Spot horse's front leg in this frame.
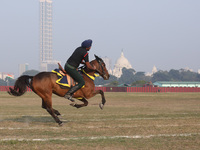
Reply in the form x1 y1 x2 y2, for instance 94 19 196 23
93 90 106 110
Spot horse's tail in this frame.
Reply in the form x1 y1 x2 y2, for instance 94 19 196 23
8 75 33 96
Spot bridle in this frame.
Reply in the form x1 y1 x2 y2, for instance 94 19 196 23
95 59 106 78
81 55 108 80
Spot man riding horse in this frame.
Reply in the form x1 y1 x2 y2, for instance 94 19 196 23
8 39 110 125
64 39 96 101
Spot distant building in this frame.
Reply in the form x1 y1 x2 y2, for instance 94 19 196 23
46 60 61 71
146 65 158 76
19 63 29 76
152 65 157 74
112 51 133 78
39 0 60 71
153 81 200 87
0 72 14 80
184 67 193 72
102 56 112 75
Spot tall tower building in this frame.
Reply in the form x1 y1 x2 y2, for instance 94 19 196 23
39 0 59 71
19 63 29 76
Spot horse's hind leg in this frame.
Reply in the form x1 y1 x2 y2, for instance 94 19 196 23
42 99 61 116
46 107 62 126
42 98 63 126
71 98 88 109
53 109 61 116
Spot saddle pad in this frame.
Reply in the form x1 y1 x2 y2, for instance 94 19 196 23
52 69 75 87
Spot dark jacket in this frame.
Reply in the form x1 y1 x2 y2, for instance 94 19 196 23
67 47 89 68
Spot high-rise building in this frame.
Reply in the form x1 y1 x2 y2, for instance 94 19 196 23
39 0 60 71
19 63 29 76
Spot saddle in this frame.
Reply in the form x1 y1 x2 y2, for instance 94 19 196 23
51 63 75 89
52 63 98 89
58 63 67 75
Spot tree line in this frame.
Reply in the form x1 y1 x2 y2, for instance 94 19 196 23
94 68 200 87
1 68 200 87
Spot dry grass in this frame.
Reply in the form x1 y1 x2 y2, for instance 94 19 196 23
0 92 200 150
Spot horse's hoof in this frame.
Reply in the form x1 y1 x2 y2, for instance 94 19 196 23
58 122 63 126
99 103 104 110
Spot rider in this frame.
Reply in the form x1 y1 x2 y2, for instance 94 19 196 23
64 39 96 101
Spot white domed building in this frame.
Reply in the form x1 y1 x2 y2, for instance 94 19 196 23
112 51 133 78
146 65 158 76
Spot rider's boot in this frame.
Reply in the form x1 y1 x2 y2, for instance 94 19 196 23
64 85 80 102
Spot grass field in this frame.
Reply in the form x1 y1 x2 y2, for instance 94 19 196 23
0 91 200 150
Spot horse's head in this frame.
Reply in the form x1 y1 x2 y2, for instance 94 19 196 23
91 55 110 80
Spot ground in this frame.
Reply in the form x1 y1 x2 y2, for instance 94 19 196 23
0 92 200 150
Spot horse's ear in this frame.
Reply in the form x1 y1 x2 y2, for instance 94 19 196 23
94 54 98 59
94 54 104 64
94 54 101 61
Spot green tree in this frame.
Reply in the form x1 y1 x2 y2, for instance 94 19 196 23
168 69 181 81
0 79 7 86
180 70 198 81
118 68 136 84
107 81 119 86
131 80 146 87
22 70 39 76
134 72 148 81
4 77 16 86
152 70 170 82
94 74 117 86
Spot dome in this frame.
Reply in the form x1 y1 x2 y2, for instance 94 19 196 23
112 51 133 78
114 51 132 69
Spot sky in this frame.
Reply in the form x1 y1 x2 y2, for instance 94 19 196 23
0 0 200 77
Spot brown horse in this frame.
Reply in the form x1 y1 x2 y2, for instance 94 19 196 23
8 55 109 126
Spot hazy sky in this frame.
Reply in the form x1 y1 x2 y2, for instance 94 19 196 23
0 0 200 77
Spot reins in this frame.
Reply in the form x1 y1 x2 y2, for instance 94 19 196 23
95 60 105 77
80 59 105 79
